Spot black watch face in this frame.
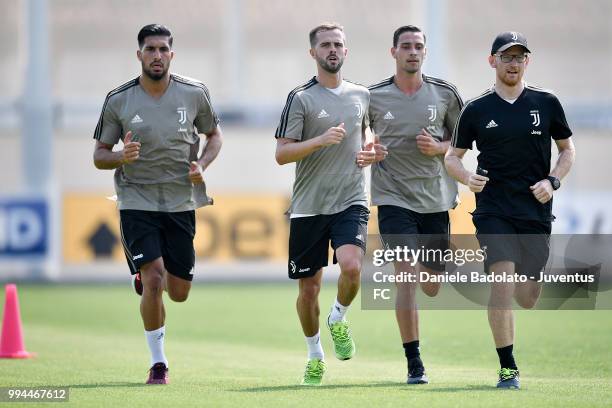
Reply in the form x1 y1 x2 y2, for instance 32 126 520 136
549 177 560 190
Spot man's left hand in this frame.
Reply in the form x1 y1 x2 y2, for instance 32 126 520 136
356 143 377 168
416 128 443 157
530 179 554 203
372 134 388 162
189 161 204 184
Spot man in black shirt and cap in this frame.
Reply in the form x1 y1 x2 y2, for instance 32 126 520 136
445 31 575 389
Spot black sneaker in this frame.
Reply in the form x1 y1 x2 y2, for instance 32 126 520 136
407 357 429 384
496 368 520 389
146 362 169 384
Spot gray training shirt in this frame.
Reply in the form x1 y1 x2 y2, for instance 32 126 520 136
369 75 463 213
94 74 219 212
275 77 370 215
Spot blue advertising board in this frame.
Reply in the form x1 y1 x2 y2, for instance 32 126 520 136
0 198 48 257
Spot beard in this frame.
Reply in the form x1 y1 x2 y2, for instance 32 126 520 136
403 65 420 74
499 72 522 87
142 62 168 81
317 56 343 74
396 56 422 74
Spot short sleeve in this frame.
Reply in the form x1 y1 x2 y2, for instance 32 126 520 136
275 93 304 140
367 103 376 132
444 90 464 141
362 93 370 130
451 103 476 150
549 95 573 140
93 95 122 145
194 87 220 134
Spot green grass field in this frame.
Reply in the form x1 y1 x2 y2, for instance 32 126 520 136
1 284 610 407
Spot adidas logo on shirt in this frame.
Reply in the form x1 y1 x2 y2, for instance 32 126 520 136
485 120 498 128
131 114 143 124
317 109 330 119
383 111 395 120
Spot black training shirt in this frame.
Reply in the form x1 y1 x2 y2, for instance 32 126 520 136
452 85 572 222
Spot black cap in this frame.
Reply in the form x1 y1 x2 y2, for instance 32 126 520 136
491 31 530 55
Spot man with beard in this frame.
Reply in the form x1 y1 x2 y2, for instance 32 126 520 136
368 25 463 385
93 24 222 384
275 22 385 386
445 32 575 389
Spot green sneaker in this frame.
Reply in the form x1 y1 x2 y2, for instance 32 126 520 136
301 359 326 386
496 368 520 389
327 315 356 360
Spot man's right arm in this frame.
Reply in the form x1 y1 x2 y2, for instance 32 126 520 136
275 90 349 165
445 147 488 193
275 124 346 165
93 131 140 169
444 101 488 192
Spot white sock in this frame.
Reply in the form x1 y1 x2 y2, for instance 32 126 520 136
145 326 168 367
306 331 324 360
329 298 349 324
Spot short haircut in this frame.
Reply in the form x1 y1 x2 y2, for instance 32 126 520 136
138 24 173 49
393 25 426 47
309 22 345 47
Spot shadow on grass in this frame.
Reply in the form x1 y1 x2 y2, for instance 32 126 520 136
235 383 501 393
65 382 146 389
234 381 407 392
427 385 499 393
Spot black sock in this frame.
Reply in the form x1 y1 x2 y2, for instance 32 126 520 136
403 341 420 361
496 344 518 370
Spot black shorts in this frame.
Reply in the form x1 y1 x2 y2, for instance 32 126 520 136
473 214 551 279
378 205 450 271
120 210 196 281
288 205 369 279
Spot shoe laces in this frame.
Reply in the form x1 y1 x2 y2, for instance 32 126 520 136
305 360 325 376
330 321 350 342
498 368 519 381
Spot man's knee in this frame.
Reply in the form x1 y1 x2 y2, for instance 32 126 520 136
339 258 361 280
516 296 537 309
421 282 440 297
140 261 165 294
515 285 541 309
165 274 191 302
419 267 441 297
167 290 189 303
167 281 190 302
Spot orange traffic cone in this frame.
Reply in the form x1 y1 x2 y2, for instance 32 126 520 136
0 284 35 358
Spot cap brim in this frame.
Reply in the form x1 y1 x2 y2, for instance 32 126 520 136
496 42 531 54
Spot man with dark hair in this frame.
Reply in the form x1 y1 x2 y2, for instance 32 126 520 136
308 22 345 47
445 31 575 389
392 25 426 48
369 25 463 385
138 24 173 49
93 23 223 384
275 22 385 386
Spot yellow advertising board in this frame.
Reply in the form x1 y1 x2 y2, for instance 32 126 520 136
450 192 476 234
63 193 290 263
63 192 476 263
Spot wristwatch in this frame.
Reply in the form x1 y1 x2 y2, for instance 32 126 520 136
546 176 561 190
